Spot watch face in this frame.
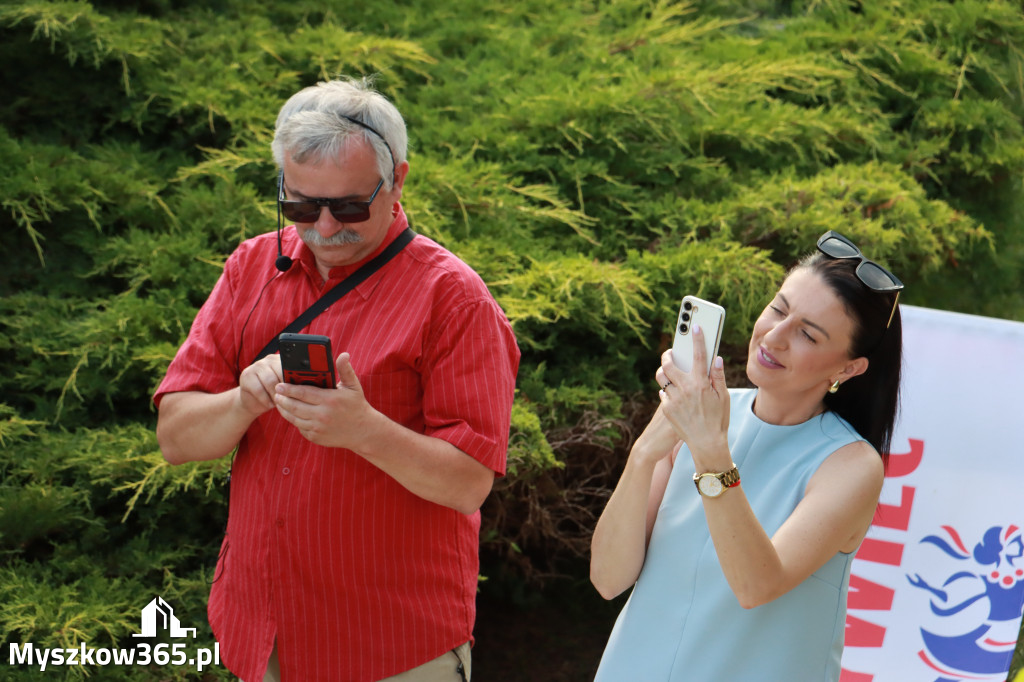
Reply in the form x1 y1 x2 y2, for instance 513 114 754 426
698 474 724 497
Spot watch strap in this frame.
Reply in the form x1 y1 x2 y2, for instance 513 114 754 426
693 465 741 496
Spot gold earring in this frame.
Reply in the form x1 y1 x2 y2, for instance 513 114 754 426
829 380 840 394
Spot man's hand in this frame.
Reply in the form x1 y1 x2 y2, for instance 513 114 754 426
158 352 284 465
272 351 494 513
238 353 285 417
273 352 381 450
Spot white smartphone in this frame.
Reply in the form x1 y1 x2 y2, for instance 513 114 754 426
671 295 726 375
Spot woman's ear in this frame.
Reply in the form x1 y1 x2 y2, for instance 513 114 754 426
835 356 869 384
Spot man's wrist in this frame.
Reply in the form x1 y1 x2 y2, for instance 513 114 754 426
345 405 392 458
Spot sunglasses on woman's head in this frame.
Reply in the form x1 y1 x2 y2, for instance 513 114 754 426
278 173 384 224
816 230 904 328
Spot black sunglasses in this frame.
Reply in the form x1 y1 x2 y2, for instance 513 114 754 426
277 114 397 225
278 172 384 224
816 230 904 328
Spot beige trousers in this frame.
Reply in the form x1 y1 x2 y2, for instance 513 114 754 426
258 641 471 682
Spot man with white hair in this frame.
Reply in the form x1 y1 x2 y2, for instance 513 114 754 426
155 76 519 682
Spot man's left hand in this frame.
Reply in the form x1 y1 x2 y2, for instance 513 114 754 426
274 352 381 450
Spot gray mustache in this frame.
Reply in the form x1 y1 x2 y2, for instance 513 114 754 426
299 228 363 247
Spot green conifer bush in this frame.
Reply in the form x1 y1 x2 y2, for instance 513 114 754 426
2 0 1022 678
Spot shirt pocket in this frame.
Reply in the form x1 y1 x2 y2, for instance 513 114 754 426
360 367 423 427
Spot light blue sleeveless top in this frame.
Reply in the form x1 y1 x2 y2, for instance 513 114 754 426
595 389 865 682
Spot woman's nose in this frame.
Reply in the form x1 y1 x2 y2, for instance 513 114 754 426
762 319 788 348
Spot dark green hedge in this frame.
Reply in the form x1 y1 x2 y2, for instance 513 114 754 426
2 0 1022 679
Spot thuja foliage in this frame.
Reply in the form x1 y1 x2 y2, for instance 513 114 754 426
1 0 1022 678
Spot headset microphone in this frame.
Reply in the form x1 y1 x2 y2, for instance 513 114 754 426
275 172 293 272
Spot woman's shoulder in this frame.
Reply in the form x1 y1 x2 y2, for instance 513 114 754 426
814 438 885 504
828 437 881 464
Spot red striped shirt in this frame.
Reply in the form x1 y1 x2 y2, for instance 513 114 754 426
154 207 519 681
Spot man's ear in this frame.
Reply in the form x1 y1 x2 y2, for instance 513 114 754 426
391 160 410 198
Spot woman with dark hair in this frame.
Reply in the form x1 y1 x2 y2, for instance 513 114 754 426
590 231 903 681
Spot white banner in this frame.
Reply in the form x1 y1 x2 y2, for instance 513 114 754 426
841 305 1024 682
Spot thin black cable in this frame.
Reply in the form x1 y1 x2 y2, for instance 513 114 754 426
211 262 288 586
235 268 288 376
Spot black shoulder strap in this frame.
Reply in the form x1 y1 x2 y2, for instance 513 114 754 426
253 228 415 362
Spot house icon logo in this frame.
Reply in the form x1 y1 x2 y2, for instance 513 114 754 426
132 597 197 639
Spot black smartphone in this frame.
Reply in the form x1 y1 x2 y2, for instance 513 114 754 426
279 333 337 388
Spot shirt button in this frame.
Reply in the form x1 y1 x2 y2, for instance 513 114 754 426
282 467 290 475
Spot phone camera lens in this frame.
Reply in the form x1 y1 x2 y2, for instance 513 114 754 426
683 301 693 311
681 312 691 322
679 323 689 335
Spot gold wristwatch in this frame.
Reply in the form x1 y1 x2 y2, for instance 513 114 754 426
693 466 740 498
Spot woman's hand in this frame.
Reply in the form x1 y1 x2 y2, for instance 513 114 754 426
630 403 683 468
656 324 731 469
